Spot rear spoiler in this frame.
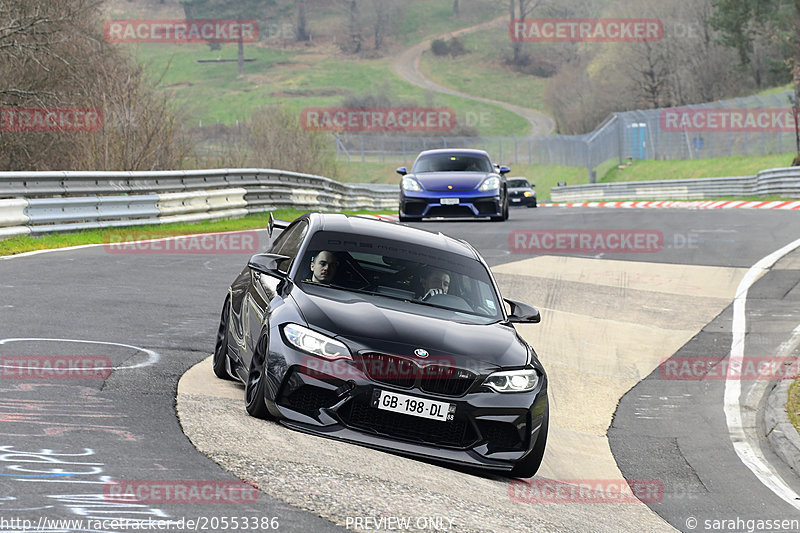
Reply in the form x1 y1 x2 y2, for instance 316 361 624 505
268 213 290 238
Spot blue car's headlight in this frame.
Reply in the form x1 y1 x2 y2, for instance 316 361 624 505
402 177 422 192
478 177 500 191
483 369 539 393
283 323 350 360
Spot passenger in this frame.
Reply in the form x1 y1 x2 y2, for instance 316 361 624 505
310 251 339 284
420 269 450 300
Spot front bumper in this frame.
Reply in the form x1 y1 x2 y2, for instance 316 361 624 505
266 342 548 472
509 193 536 207
400 190 503 219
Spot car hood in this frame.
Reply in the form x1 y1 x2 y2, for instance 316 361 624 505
411 172 492 192
291 288 529 371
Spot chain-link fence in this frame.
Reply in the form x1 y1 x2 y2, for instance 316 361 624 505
334 90 797 182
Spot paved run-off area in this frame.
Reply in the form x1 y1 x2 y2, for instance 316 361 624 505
177 255 748 532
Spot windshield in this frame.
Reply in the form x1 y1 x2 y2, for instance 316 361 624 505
507 178 531 188
298 230 503 323
412 154 493 173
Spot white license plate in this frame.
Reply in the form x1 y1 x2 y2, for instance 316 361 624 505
372 389 455 422
440 198 460 205
511 198 521 203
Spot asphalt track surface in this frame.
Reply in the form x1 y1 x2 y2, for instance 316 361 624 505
2 207 800 532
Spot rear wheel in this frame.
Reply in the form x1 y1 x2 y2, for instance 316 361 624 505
509 406 548 478
245 334 271 419
212 299 234 380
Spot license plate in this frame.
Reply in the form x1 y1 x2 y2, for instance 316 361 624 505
440 198 460 205
511 198 521 203
372 389 455 422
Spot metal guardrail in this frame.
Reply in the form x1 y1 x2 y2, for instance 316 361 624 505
0 169 400 239
550 167 800 203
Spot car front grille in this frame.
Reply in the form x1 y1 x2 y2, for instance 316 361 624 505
357 353 476 397
477 419 525 451
474 200 498 214
402 201 426 216
359 353 416 389
419 364 476 396
340 397 476 448
426 205 474 217
281 385 339 415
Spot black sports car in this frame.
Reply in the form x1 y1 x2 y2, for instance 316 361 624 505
397 148 510 222
507 177 537 208
213 212 548 477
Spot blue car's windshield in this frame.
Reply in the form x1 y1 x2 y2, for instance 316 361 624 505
412 154 493 173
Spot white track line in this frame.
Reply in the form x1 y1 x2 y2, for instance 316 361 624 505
0 338 160 370
725 237 800 510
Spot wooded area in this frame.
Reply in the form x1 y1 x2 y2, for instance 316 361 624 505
1 0 798 170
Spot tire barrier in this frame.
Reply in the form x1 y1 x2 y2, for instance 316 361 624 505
0 169 400 239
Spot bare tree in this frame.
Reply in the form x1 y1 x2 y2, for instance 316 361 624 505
209 105 337 178
296 0 309 41
0 0 190 170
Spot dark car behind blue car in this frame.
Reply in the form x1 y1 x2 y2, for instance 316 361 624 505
398 149 510 222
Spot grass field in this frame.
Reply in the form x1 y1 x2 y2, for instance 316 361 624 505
601 153 797 182
0 209 392 257
418 25 548 113
128 42 529 136
108 0 526 135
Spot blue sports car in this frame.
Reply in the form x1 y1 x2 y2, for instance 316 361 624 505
397 149 510 222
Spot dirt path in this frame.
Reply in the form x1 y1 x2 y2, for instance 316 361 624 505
392 16 555 137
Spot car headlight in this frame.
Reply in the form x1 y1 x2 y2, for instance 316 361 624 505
524 191 533 197
483 369 539 393
478 177 500 191
283 323 350 360
402 177 422 192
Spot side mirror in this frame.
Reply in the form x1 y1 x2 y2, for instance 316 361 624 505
498 165 511 175
396 167 408 176
267 213 290 238
505 298 540 323
248 253 291 278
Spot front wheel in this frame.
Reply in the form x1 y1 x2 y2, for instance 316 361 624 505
212 299 234 380
491 197 509 222
245 334 271 419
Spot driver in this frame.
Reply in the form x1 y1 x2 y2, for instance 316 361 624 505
420 269 450 300
310 251 339 284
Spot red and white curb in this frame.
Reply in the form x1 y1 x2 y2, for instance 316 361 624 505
361 214 400 221
541 200 800 210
